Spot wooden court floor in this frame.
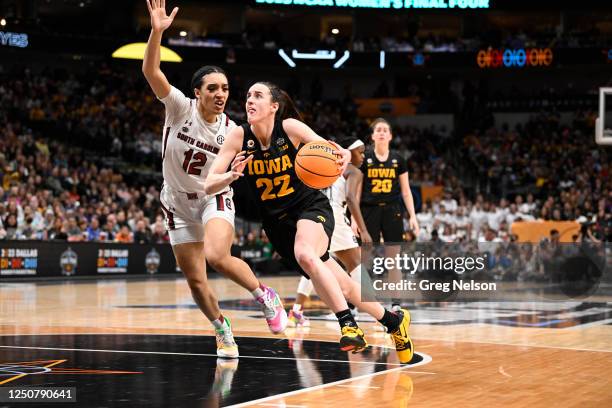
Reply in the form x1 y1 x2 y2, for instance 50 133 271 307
1 276 611 407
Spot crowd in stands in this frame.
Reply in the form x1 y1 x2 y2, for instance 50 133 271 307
0 66 609 247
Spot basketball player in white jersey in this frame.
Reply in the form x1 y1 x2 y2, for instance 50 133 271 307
143 0 287 358
288 137 371 327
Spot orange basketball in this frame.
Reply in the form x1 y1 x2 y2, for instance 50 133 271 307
295 141 341 189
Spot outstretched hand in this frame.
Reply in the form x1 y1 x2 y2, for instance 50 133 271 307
146 0 178 33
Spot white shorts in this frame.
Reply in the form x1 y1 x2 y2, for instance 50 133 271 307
159 184 235 246
330 206 359 253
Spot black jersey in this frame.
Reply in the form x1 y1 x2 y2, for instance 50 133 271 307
241 122 318 217
360 148 407 206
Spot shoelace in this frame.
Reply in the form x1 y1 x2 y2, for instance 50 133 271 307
342 326 363 337
391 330 408 347
258 290 277 319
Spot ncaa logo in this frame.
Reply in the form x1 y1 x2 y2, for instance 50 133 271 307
182 126 189 133
217 135 225 145
367 158 373 164
247 139 255 148
225 198 232 210
276 137 285 146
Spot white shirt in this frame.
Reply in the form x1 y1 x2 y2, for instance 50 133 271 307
159 86 236 193
441 198 458 212
323 176 347 212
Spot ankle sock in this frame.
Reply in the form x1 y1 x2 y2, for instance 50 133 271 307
336 309 358 329
378 309 400 332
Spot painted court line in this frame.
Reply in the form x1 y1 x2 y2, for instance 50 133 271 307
0 345 402 367
228 352 433 408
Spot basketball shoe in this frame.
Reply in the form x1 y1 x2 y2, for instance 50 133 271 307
389 309 414 364
215 317 239 358
288 309 310 327
256 285 288 334
339 325 368 353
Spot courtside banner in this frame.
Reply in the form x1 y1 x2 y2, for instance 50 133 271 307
360 242 610 302
0 241 177 278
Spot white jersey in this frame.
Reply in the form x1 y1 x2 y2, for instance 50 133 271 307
159 86 236 193
323 176 347 211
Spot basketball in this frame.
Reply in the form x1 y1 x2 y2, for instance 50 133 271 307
295 141 342 189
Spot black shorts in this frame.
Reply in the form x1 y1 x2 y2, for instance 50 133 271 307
262 193 334 278
361 202 405 242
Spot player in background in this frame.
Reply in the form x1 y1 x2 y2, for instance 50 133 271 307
142 0 286 359
288 136 371 327
205 82 414 363
360 118 420 310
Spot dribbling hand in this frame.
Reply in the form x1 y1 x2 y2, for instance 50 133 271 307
146 0 178 33
329 141 351 174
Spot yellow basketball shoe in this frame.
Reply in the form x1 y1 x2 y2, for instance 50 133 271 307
390 309 414 364
339 325 368 353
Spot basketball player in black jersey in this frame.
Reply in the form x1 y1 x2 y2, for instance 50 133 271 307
360 118 420 310
205 82 414 363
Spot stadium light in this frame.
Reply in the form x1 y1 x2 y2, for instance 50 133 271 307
111 42 182 62
0 18 6 27
179 31 187 37
331 28 339 35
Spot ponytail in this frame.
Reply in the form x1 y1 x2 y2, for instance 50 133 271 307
257 81 303 121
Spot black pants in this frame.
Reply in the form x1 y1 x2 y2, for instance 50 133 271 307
361 202 405 243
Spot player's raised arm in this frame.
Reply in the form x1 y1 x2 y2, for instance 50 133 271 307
142 0 179 99
205 126 252 195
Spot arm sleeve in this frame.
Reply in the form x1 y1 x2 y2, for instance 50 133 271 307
158 86 192 127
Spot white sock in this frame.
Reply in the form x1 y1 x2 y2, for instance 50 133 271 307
297 276 314 297
292 303 302 313
251 285 265 299
350 265 362 285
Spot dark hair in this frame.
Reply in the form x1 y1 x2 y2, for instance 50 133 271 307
370 117 392 133
337 135 364 150
191 65 227 95
256 81 303 121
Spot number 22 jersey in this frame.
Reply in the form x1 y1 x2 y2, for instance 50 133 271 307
159 86 236 193
240 121 318 218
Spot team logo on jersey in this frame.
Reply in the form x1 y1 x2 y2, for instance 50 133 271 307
317 215 326 223
276 137 285 146
217 134 224 145
247 139 255 148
